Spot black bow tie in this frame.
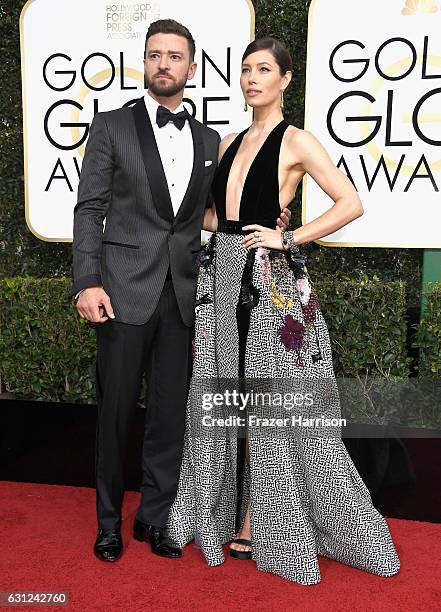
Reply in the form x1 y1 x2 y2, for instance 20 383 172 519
156 105 189 130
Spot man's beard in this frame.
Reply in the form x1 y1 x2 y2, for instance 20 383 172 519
145 72 187 97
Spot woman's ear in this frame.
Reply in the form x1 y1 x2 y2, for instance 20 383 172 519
283 70 293 90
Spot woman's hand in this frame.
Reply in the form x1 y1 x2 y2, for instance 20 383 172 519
241 224 287 251
276 207 291 231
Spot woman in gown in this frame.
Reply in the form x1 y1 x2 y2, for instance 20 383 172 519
166 37 400 585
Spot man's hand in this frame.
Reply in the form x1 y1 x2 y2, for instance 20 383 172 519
76 287 115 323
276 207 292 232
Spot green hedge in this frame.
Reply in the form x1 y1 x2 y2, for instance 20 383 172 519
0 277 96 402
0 0 422 307
0 274 413 403
315 274 411 379
413 282 441 377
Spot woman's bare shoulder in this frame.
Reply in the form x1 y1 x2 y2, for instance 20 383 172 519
283 125 325 162
284 125 317 145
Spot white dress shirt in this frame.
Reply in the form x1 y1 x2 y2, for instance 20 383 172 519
144 91 194 216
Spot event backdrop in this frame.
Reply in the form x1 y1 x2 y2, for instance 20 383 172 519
20 0 254 241
20 0 441 248
0 0 422 295
3 0 441 404
304 0 441 247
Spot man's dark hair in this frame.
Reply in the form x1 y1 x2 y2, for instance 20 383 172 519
242 37 292 75
144 19 196 61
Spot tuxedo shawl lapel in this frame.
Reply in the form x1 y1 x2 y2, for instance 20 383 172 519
133 99 174 222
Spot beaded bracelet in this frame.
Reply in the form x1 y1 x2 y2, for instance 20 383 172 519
281 229 300 253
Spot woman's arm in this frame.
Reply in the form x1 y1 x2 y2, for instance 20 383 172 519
284 128 363 245
243 128 363 250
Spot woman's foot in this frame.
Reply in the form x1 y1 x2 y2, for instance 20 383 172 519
230 506 252 558
230 529 251 554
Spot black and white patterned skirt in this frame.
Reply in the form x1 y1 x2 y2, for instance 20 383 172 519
167 224 400 585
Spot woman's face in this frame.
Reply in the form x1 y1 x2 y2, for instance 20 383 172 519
240 49 291 109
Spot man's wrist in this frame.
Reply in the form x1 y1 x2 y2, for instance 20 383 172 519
74 285 103 303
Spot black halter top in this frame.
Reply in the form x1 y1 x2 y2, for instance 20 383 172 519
212 120 289 231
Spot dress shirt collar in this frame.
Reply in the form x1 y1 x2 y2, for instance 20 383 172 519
144 90 186 126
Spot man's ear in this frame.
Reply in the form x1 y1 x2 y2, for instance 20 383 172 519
188 61 197 81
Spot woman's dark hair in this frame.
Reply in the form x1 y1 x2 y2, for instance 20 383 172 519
242 37 292 75
145 19 196 61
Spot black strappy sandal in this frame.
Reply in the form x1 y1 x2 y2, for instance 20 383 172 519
229 536 252 560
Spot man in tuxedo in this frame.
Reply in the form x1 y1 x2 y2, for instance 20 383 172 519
72 19 290 563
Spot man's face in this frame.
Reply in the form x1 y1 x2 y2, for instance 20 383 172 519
144 33 196 97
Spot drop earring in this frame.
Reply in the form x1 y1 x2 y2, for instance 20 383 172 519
281 90 285 110
244 100 248 112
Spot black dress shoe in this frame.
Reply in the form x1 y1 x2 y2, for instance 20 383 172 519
133 519 182 558
94 528 123 562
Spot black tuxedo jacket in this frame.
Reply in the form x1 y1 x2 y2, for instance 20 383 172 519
71 98 220 326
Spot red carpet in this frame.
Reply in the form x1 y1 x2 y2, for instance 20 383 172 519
0 481 439 611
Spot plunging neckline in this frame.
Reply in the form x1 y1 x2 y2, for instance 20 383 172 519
223 120 285 221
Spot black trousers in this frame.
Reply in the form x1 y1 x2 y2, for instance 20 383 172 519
94 277 193 530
